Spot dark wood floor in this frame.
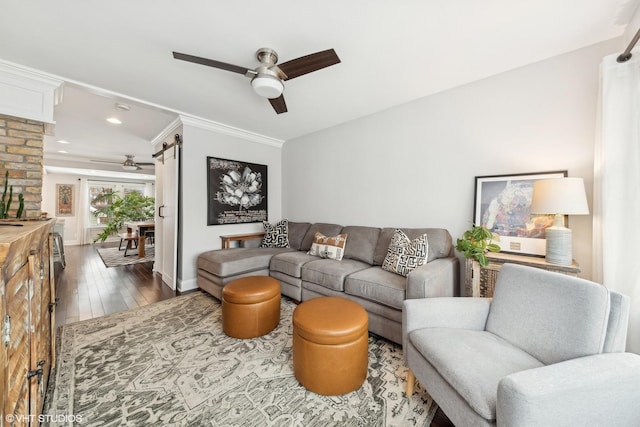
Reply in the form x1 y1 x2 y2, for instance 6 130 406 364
54 243 176 327
52 243 454 426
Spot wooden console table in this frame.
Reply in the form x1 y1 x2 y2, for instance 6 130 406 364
220 232 265 248
465 252 581 298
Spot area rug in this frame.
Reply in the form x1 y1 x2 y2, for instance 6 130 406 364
96 246 154 268
44 292 438 426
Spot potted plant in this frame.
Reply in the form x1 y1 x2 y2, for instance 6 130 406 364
455 225 501 267
91 191 155 243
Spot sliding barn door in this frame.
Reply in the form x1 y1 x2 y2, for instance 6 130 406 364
154 141 179 291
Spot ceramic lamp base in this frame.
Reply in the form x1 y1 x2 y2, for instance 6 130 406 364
545 224 572 266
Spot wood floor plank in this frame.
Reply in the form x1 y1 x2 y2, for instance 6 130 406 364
54 243 176 327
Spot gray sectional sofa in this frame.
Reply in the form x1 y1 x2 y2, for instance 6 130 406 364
197 221 459 344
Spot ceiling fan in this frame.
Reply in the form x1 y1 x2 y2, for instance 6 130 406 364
91 155 154 171
172 47 341 114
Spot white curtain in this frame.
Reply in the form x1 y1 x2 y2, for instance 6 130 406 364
78 178 89 245
594 51 640 354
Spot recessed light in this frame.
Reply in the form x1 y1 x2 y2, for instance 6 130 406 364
107 117 122 125
57 140 70 144
115 103 130 111
58 150 68 154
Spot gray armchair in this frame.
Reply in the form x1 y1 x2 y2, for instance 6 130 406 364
403 263 640 427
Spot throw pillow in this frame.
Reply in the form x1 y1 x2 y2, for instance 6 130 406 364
260 219 290 248
382 229 429 277
307 232 348 261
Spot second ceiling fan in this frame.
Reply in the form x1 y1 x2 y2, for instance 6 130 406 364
91 155 154 171
172 47 340 114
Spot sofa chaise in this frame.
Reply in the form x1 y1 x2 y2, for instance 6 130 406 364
198 221 459 344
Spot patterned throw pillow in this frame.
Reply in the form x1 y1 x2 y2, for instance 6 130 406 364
307 232 348 261
382 229 429 277
260 219 290 248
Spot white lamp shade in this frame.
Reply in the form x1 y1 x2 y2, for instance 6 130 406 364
251 75 284 99
530 177 589 215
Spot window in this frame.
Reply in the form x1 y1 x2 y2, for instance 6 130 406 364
88 181 147 227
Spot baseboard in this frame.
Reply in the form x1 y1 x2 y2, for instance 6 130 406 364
178 277 198 292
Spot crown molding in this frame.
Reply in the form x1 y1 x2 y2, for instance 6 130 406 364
151 117 182 147
179 114 284 148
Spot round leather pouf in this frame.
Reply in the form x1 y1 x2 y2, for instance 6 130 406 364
292 297 368 395
222 276 281 339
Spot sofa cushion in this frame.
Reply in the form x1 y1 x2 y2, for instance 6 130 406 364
198 247 294 277
301 258 370 291
486 264 611 365
300 223 344 251
270 251 318 278
409 328 544 421
260 219 289 248
287 221 311 250
307 232 348 260
344 266 406 309
382 229 428 276
342 226 381 265
373 228 452 265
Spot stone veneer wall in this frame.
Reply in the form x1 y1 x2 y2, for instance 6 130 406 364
0 113 44 219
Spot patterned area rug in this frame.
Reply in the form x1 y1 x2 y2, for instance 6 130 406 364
44 292 437 426
96 246 154 268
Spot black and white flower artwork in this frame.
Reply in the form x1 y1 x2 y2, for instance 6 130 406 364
207 157 267 225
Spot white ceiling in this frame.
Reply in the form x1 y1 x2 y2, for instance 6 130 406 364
0 0 638 175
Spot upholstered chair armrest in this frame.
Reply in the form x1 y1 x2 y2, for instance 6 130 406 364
402 297 492 350
497 352 640 427
406 257 459 299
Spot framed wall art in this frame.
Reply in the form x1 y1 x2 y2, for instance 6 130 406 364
56 184 74 216
207 156 268 225
473 170 566 256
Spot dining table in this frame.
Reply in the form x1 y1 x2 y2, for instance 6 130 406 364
124 221 155 258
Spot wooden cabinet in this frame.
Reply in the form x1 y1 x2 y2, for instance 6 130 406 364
0 220 55 426
465 252 581 298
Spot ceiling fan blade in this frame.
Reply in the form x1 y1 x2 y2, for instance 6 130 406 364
91 160 122 164
136 162 155 166
278 49 340 80
269 95 288 114
173 52 251 75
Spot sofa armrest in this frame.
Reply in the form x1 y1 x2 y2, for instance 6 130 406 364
402 297 492 350
497 352 640 427
406 257 459 299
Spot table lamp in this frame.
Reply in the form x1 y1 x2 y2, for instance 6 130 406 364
530 177 589 265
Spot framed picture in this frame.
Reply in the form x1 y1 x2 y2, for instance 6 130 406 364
473 171 567 256
207 156 268 225
56 184 74 216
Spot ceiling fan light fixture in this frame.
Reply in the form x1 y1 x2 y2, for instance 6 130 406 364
251 75 283 99
122 165 138 171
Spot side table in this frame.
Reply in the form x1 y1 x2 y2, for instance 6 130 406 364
465 252 581 297
220 232 265 248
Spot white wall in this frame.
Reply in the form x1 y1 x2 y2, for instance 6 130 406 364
283 38 622 287
178 120 282 291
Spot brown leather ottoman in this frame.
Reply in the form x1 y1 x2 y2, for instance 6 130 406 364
222 276 281 339
292 297 368 395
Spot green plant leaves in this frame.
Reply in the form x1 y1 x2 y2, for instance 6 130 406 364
92 192 155 243
455 225 501 267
